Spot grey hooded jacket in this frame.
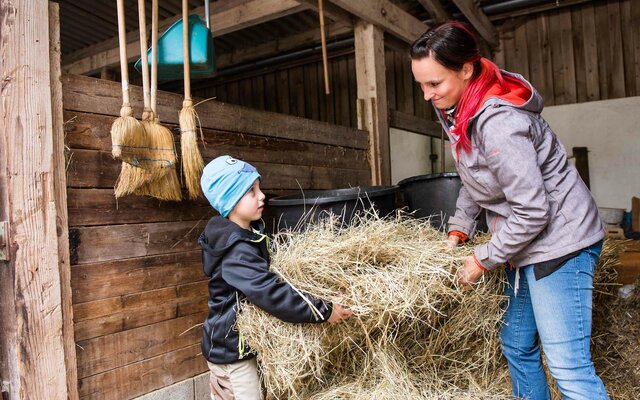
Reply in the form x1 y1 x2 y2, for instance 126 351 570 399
438 71 604 270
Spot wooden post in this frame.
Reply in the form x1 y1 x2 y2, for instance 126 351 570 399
0 1 70 398
50 2 80 399
354 21 391 185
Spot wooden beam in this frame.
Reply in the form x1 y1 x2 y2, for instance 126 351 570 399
416 0 450 23
0 0 69 398
354 21 390 185
62 0 309 75
295 0 353 23
330 0 428 44
450 0 498 47
389 110 443 139
216 20 352 70
49 3 79 400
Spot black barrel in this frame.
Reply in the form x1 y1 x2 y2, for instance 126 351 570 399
399 172 487 232
268 186 398 231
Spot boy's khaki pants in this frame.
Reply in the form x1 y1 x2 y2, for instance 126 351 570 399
208 358 262 400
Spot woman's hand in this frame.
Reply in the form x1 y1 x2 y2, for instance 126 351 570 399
328 298 353 325
447 235 461 248
457 256 486 288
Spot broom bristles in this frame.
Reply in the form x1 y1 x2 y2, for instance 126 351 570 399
114 162 149 198
179 101 204 199
133 117 182 201
111 105 146 161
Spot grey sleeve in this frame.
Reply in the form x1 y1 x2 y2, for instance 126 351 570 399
448 183 482 238
473 108 550 269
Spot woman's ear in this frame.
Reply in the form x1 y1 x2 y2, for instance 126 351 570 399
461 62 474 81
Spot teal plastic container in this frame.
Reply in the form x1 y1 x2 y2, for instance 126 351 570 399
135 15 216 81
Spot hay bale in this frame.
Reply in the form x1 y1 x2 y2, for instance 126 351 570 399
236 213 634 399
237 213 510 399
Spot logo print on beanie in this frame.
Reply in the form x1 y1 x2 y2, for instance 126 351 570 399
226 158 238 165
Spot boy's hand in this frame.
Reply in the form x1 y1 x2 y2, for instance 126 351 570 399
328 298 353 325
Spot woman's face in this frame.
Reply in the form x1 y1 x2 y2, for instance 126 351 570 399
411 56 473 110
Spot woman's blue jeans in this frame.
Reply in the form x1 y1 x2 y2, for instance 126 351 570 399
500 241 608 400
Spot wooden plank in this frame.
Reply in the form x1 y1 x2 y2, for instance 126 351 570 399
549 10 576 105
571 5 587 103
67 188 212 227
524 18 543 99
62 74 369 150
633 0 640 95
76 314 203 378
595 1 611 100
606 0 625 98
389 110 443 138
63 0 309 75
73 281 208 341
66 147 369 191
580 4 600 102
347 56 358 129
450 0 499 47
513 21 529 79
385 50 398 110
338 56 351 127
354 21 390 185
49 3 80 399
304 63 320 121
537 14 555 105
70 251 205 304
264 72 279 113
276 69 291 114
620 0 636 97
396 52 414 114
417 0 449 22
329 0 428 44
493 34 506 68
289 66 306 118
77 344 206 400
70 220 206 265
0 1 69 398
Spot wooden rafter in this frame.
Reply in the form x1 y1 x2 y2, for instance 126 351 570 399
216 20 352 70
450 0 498 47
329 0 428 44
416 0 449 23
63 0 310 75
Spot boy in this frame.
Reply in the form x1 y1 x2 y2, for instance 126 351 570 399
199 155 353 400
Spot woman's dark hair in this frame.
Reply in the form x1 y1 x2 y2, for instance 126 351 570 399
410 22 505 154
410 21 482 80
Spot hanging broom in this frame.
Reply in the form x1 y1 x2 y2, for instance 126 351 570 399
179 0 204 199
112 0 148 197
134 0 182 201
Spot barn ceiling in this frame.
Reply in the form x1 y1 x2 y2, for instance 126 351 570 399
58 0 590 77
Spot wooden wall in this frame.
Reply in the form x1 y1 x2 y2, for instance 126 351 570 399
494 0 640 106
193 0 640 127
61 74 369 399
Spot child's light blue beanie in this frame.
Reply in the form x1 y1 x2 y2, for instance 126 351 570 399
201 155 261 217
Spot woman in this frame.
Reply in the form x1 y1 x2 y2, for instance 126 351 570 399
410 22 607 400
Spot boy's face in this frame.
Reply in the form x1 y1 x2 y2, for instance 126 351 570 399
228 179 265 229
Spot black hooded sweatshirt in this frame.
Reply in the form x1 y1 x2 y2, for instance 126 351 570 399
198 216 333 364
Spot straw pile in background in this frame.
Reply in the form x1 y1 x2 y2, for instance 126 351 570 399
236 212 638 399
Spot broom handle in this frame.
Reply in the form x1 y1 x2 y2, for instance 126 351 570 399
151 0 159 114
137 0 151 111
318 0 330 95
116 0 130 106
183 0 191 102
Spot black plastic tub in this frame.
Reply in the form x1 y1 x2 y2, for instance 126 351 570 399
399 172 487 232
268 186 398 231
